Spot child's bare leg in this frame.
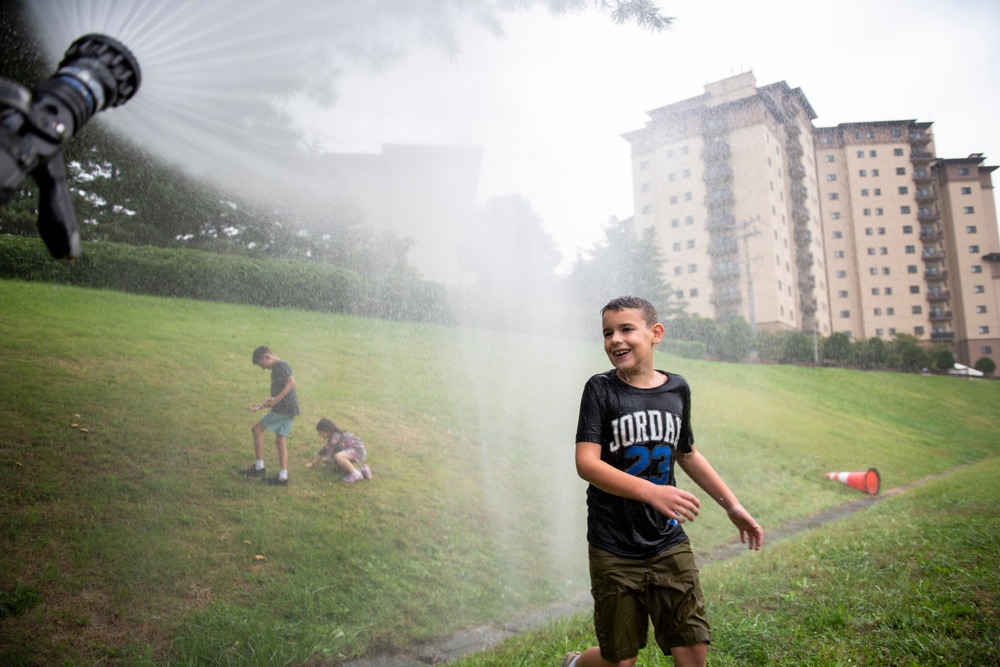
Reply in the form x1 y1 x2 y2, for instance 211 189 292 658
276 435 289 471
670 642 707 667
575 648 636 667
333 451 359 475
252 422 267 460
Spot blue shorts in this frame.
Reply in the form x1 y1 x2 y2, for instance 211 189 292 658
259 410 295 436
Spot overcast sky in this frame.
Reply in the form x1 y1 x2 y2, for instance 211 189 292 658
290 0 1000 269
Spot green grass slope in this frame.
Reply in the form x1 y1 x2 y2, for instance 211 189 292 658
1 279 998 665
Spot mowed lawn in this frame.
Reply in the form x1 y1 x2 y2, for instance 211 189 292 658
1 279 998 665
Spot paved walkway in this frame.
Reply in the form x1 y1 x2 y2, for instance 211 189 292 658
341 467 966 666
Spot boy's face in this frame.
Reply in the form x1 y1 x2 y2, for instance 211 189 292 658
255 354 275 369
602 307 664 375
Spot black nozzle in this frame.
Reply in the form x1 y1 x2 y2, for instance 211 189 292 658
0 33 142 259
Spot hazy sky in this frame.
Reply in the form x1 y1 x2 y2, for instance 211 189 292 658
291 0 1000 268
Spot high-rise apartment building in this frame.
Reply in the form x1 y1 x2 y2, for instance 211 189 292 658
623 72 831 336
625 72 1000 368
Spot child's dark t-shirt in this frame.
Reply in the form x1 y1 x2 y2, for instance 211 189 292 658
270 360 300 416
575 370 694 559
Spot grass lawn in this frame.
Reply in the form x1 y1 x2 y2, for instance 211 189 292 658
1 279 998 665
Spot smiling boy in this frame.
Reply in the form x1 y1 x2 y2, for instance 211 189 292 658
564 296 763 667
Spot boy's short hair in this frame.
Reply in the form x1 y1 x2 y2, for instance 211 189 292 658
252 346 270 364
601 296 659 327
316 418 338 433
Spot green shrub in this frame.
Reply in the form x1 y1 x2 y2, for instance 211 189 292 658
0 234 454 320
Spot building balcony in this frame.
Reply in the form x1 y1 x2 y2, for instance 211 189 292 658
707 237 739 256
912 169 932 183
786 141 804 158
917 209 941 223
706 211 735 232
710 262 741 282
796 251 814 268
800 297 818 315
919 229 943 242
921 249 946 261
908 132 932 147
705 188 735 209
924 269 948 281
915 190 939 204
910 151 935 164
703 164 733 185
926 290 951 302
798 275 816 292
702 140 731 163
793 228 812 246
710 287 741 307
931 330 955 342
787 161 807 180
929 310 953 322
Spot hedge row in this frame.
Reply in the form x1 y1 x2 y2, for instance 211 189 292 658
0 235 445 321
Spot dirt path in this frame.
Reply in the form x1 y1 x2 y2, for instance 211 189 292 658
340 465 969 666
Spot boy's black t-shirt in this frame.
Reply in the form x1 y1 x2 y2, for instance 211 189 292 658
575 369 694 559
270 360 300 416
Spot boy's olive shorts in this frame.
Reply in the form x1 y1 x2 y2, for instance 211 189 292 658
589 540 711 662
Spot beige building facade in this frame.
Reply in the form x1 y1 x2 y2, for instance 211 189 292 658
626 73 1000 368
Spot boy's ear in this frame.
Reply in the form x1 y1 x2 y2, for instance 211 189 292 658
651 322 665 344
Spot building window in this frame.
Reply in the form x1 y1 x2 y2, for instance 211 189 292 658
683 192 692 202
880 247 889 255
867 248 876 256
961 187 972 195
833 231 843 239
886 287 893 295
685 216 694 225
838 290 849 298
907 265 918 274
903 225 913 234
861 189 870 196
672 242 682 251
870 150 877 157
974 285 985 294
668 173 677 182
874 188 882 196
870 268 878 275
834 250 845 258
840 310 851 318
824 155 835 162
883 267 890 275
827 174 837 181
872 169 879 176
970 245 980 253
898 186 909 195
682 169 691 178
642 205 653 214
959 167 969 175
831 211 841 219
872 287 880 295
863 208 872 216
983 346 993 355
912 306 922 315
910 285 920 294
671 218 680 228
670 195 678 204
896 167 907 175
857 150 865 158
876 208 884 216
640 160 650 170
859 169 867 177
967 225 977 233
874 308 882 316
887 307 895 315
980 326 991 334
686 239 695 249
689 288 698 298
865 228 874 236
829 193 839 200
681 145 689 155
977 306 987 314
641 182 652 191
674 266 683 275
972 265 983 273
901 206 911 214
964 206 975 214
894 148 904 156
688 264 697 273
915 326 925 335
905 245 915 254
836 270 847 278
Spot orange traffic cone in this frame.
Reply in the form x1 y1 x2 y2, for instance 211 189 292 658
825 468 880 495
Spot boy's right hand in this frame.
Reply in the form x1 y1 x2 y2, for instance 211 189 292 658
645 483 701 523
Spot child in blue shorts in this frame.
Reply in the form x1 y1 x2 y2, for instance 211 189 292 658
241 346 299 486
308 418 373 483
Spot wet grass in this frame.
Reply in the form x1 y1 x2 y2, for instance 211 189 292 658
0 278 998 665
453 456 1000 666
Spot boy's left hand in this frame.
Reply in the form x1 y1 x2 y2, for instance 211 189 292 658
728 504 764 550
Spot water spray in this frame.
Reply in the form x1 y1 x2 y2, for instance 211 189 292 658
0 33 141 259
